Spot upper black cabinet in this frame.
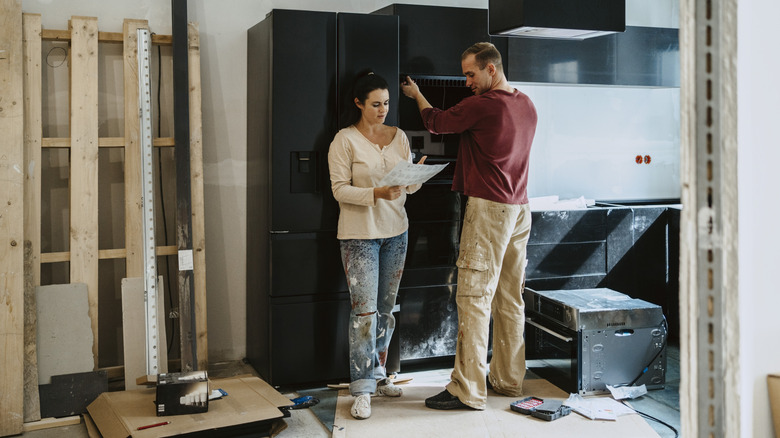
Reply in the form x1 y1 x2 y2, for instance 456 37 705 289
373 4 509 77
507 26 679 87
374 4 678 87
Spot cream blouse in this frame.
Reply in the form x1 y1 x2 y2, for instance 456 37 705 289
328 125 422 240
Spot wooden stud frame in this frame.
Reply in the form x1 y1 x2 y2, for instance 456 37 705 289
0 7 208 432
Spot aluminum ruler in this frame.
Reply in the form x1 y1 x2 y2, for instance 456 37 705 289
138 28 160 376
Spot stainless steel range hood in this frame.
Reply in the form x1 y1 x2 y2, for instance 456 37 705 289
489 0 625 40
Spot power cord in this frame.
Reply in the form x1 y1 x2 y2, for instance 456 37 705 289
621 400 679 438
628 315 669 387
155 38 176 355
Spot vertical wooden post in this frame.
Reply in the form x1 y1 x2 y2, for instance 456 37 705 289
69 16 100 368
188 21 208 371
122 18 150 390
123 19 149 280
0 0 25 434
22 12 42 423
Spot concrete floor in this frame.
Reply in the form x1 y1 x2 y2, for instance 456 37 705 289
20 344 681 437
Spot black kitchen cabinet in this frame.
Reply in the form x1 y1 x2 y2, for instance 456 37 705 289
246 9 399 386
525 205 680 340
506 26 679 87
373 4 509 77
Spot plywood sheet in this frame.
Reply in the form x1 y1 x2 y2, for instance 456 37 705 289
121 276 169 390
333 379 660 438
35 283 94 385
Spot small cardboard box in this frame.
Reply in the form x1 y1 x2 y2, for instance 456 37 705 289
769 374 780 437
155 371 209 416
87 376 291 437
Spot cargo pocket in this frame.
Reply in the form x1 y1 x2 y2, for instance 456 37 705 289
456 251 490 297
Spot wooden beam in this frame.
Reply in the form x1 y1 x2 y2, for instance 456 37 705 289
69 15 100 369
41 28 171 45
23 416 81 432
41 136 175 147
0 0 25 434
22 11 42 424
40 245 178 263
189 21 208 371
123 19 149 280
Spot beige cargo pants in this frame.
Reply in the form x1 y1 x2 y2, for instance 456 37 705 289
445 196 532 410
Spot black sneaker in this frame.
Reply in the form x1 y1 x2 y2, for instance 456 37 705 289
425 390 472 410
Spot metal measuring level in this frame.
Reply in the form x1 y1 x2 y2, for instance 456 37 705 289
138 28 159 376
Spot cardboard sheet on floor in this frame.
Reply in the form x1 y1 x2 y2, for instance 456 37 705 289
86 376 291 437
333 378 662 438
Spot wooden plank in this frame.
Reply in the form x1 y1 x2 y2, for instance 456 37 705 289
22 12 42 424
42 28 171 45
123 19 148 281
40 245 178 263
23 416 81 432
188 21 208 371
69 16 100 369
120 278 145 390
121 277 168 390
41 136 175 147
0 0 25 434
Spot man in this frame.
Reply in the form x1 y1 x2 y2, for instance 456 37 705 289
400 42 537 410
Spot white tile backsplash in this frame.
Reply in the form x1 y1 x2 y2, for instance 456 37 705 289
514 83 681 202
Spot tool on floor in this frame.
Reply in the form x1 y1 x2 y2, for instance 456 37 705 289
289 395 319 409
510 396 572 421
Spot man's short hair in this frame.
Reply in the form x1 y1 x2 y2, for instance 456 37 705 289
461 42 503 73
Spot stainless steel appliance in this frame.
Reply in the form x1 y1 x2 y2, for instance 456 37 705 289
524 287 667 395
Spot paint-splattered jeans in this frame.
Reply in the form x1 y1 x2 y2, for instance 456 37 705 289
446 197 531 410
339 231 408 396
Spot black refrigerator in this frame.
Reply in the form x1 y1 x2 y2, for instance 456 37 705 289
246 9 399 386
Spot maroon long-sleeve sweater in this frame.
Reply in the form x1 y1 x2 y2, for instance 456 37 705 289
421 88 537 205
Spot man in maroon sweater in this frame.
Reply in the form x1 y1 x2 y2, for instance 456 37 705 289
401 42 538 410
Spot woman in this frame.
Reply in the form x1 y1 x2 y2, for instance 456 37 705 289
328 71 426 420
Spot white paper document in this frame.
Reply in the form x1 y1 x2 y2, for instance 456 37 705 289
377 161 448 186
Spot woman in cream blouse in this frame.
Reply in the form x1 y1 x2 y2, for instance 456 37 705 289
328 71 426 420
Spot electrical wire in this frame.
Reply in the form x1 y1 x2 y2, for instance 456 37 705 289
627 315 669 387
155 38 176 355
620 400 679 438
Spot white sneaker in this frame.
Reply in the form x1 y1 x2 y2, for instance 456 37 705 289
351 394 371 419
377 380 403 397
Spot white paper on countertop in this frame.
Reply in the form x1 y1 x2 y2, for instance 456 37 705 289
529 195 595 211
377 161 448 187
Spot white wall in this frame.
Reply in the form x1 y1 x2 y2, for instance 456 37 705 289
21 0 681 363
738 0 780 436
521 84 680 202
